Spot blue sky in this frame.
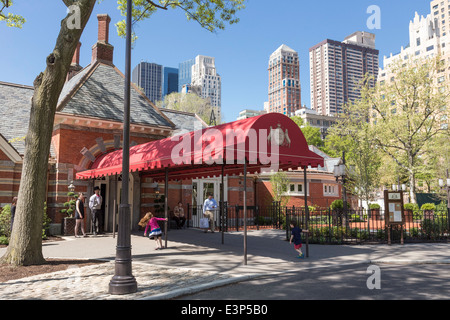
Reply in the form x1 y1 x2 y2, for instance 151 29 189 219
1 0 431 122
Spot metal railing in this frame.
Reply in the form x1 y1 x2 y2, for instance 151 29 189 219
186 203 449 244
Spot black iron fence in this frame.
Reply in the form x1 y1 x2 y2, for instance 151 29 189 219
186 203 450 244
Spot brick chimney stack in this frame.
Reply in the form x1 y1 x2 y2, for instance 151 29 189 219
67 42 83 82
92 14 114 65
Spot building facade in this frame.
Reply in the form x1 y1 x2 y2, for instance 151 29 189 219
268 45 301 115
378 1 449 88
293 107 338 139
236 109 267 120
163 67 179 97
132 62 163 103
310 31 379 116
178 59 195 93
191 55 222 120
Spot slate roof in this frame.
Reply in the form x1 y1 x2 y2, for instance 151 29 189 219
0 82 34 155
0 62 176 157
57 62 174 129
161 109 208 136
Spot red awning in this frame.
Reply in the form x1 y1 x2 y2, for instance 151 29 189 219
76 113 324 181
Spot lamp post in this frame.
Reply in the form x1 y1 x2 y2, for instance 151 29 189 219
68 181 75 193
333 152 348 213
108 0 137 295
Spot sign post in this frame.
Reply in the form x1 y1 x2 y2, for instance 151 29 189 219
384 190 405 245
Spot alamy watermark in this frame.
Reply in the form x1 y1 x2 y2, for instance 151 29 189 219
367 5 381 30
170 123 284 173
366 265 381 290
67 4 81 30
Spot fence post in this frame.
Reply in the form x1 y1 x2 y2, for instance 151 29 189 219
285 206 289 240
235 205 239 232
187 203 190 229
256 205 260 231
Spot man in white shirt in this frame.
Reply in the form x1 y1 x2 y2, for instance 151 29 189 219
89 186 103 235
203 193 217 233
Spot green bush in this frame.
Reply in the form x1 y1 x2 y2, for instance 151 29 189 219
330 200 343 210
369 203 381 210
0 205 12 238
421 203 436 211
420 218 448 240
405 203 422 220
0 236 8 245
1 202 51 240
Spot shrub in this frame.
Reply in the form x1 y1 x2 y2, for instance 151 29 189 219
405 203 421 220
369 203 381 210
420 218 448 240
331 200 343 210
421 203 436 211
0 205 12 238
0 236 8 245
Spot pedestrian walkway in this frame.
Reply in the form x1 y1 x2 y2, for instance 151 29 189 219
0 229 449 300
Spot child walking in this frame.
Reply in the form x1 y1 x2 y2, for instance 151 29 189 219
142 212 168 250
289 221 308 259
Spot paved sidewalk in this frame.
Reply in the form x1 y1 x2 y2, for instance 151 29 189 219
0 229 449 300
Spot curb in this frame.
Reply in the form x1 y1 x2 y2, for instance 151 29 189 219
369 259 450 265
140 274 261 300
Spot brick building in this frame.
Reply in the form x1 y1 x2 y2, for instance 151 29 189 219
0 14 346 235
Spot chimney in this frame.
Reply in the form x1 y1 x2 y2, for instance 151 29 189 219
92 14 114 65
67 42 83 82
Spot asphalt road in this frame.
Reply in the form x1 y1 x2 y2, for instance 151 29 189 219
176 263 450 300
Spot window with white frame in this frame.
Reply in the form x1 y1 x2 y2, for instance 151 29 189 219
284 183 308 196
323 183 339 196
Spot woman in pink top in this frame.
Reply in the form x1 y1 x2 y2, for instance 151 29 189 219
143 212 168 250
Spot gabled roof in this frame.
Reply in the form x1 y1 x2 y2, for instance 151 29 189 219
57 62 174 129
0 82 34 155
0 133 22 163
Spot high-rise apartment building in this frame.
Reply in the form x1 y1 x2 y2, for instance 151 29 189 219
268 45 301 115
191 55 222 119
310 31 379 116
132 62 163 103
379 1 449 86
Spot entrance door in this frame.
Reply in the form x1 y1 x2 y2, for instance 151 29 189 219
94 181 108 233
192 177 227 228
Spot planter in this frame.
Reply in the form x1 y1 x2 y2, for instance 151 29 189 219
404 210 414 223
370 209 381 220
63 217 76 236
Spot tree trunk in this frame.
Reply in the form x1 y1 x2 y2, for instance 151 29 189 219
409 173 416 204
1 0 96 266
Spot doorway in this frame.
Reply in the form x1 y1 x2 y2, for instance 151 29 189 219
191 177 227 228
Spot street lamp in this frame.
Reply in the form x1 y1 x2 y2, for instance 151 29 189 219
68 181 75 193
108 0 137 295
333 153 348 212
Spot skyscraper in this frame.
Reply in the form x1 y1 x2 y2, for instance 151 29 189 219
268 45 301 115
310 31 379 116
379 1 449 87
191 55 222 119
163 67 179 97
178 59 195 92
132 62 162 103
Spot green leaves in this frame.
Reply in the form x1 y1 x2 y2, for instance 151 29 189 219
115 0 246 40
0 0 25 28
